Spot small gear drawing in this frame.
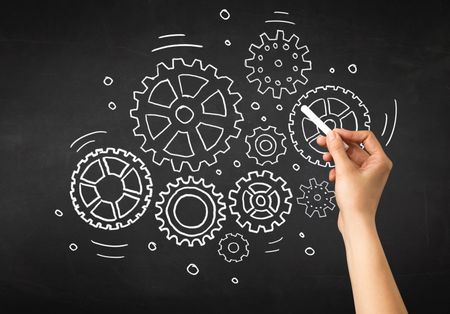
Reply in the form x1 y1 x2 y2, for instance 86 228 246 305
245 126 287 166
289 85 371 167
218 233 250 263
245 29 312 99
70 148 152 230
297 178 335 218
229 170 292 233
155 176 226 247
130 58 243 172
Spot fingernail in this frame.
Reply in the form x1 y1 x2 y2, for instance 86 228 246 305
328 131 336 140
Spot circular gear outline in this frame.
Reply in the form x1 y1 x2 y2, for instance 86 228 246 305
70 147 153 230
289 85 371 167
218 233 250 263
155 176 226 247
245 29 312 99
297 178 335 218
245 125 287 166
229 170 293 233
130 58 244 172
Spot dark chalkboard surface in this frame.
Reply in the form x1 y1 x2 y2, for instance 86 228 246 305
1 0 449 313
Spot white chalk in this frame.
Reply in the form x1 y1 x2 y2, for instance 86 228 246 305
300 105 349 150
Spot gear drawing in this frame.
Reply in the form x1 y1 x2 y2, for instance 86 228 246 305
245 29 312 99
229 170 292 233
297 178 335 218
70 148 152 230
218 233 250 263
245 126 287 166
289 85 371 167
155 176 226 247
130 58 243 172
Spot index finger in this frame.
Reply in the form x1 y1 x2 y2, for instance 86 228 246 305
333 129 384 155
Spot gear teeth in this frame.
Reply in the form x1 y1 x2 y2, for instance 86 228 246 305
297 177 336 218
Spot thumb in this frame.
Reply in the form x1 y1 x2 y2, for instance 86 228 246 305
326 131 351 168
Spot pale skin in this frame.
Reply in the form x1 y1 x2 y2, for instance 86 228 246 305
316 129 407 314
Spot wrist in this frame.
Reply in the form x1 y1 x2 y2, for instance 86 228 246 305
339 211 377 242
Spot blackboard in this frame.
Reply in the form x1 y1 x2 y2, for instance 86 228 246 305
1 0 449 313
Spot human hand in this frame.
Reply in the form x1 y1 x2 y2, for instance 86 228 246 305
316 129 393 234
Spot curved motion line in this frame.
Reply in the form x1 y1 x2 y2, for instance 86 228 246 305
151 44 203 53
273 11 289 15
264 20 295 25
76 140 95 152
268 236 283 244
91 240 129 248
96 253 125 259
381 113 388 136
385 99 398 146
264 249 280 253
158 34 186 39
70 130 107 148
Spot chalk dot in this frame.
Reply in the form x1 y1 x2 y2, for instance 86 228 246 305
348 64 357 74
329 67 335 74
54 209 63 217
233 160 241 168
148 241 157 252
283 43 290 50
258 55 263 61
219 9 230 20
275 80 281 86
305 247 315 256
292 53 298 59
274 59 283 67
69 243 78 252
216 169 222 175
108 101 116 110
293 65 299 72
224 39 231 46
299 232 305 238
292 163 300 171
276 104 283 111
231 277 239 284
187 263 199 276
257 67 263 73
264 76 271 83
264 45 270 51
103 76 113 86
273 43 278 49
251 102 260 110
261 116 267 122
286 77 292 82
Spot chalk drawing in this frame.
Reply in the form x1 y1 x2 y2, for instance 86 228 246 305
292 163 300 171
216 169 222 175
96 254 125 259
54 209 63 217
70 130 107 150
233 160 241 168
305 247 315 256
108 101 117 110
229 170 292 233
225 39 231 46
289 85 371 167
261 116 267 122
348 64 358 74
69 243 78 251
231 277 239 284
103 76 113 86
245 30 311 99
91 240 128 248
219 9 230 20
297 178 336 218
70 148 153 230
385 99 398 146
299 232 305 238
155 176 226 247
218 233 250 263
276 104 283 111
187 263 199 276
245 126 287 166
251 102 260 110
148 241 157 251
130 58 243 172
329 67 335 74
158 33 186 39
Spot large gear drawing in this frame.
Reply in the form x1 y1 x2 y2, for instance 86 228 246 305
229 170 292 233
297 178 335 218
289 85 371 167
70 148 152 230
130 58 243 172
245 126 287 166
245 29 312 99
155 176 226 247
218 233 250 263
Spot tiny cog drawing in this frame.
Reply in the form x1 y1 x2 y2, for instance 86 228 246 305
155 176 226 247
130 58 243 172
245 125 287 166
229 170 292 233
218 233 249 263
297 178 335 218
70 148 152 230
245 30 312 99
289 85 371 167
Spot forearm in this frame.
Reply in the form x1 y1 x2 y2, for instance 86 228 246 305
341 215 407 314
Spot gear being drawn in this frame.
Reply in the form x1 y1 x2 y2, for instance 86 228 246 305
155 176 226 247
245 126 287 166
70 148 152 230
218 233 250 263
289 85 371 167
297 178 335 218
245 30 312 99
130 58 243 172
229 170 292 233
